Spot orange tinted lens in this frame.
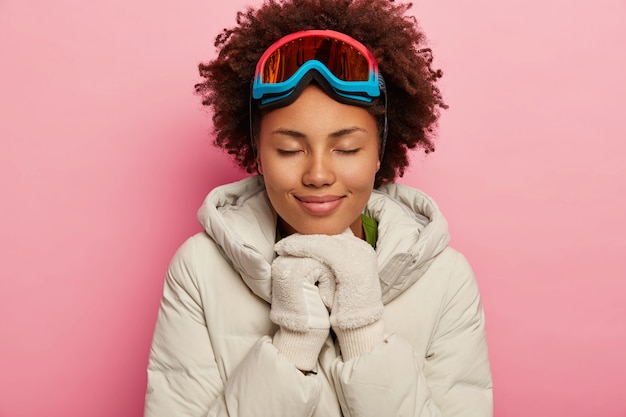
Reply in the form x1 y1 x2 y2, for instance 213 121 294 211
262 36 370 83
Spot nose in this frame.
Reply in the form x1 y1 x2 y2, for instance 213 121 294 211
302 152 335 187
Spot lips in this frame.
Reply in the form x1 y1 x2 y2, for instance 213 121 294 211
295 195 345 215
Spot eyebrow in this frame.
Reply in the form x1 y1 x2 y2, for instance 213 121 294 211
329 127 368 138
270 126 368 139
270 128 306 138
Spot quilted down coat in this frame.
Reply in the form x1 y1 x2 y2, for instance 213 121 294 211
145 175 492 416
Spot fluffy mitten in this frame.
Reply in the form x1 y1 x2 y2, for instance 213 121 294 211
274 230 384 361
270 254 334 371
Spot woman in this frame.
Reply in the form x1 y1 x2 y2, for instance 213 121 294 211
145 0 492 416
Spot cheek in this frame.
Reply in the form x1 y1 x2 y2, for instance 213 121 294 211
258 156 292 190
341 159 379 188
257 149 280 179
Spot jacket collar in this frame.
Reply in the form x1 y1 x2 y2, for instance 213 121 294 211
370 183 450 303
197 176 450 304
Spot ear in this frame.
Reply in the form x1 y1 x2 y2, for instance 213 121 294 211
256 155 264 175
376 159 381 172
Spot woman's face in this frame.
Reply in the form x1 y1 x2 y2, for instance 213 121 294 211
257 85 380 237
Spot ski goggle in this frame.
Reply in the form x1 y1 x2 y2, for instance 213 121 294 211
251 30 384 109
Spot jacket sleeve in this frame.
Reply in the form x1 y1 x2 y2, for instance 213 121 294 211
330 251 492 417
144 236 326 417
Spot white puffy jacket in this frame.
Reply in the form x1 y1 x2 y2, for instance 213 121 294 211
145 176 492 416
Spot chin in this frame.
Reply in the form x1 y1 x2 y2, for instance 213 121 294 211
298 227 345 236
279 214 360 237
293 221 357 236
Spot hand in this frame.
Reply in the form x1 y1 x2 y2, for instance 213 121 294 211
274 230 384 361
270 254 334 371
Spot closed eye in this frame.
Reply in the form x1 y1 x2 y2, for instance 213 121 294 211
277 149 302 155
336 149 360 154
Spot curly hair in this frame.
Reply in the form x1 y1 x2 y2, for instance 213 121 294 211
195 0 447 187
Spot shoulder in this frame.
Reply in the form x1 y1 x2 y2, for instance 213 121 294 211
431 246 472 272
170 232 223 267
166 232 235 290
430 247 477 289
426 247 485 322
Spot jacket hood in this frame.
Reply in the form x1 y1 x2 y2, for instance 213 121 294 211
370 182 450 303
197 176 450 304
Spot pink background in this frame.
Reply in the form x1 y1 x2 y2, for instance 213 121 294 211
1 0 625 416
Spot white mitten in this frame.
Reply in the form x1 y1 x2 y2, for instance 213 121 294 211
270 254 334 371
275 230 384 361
